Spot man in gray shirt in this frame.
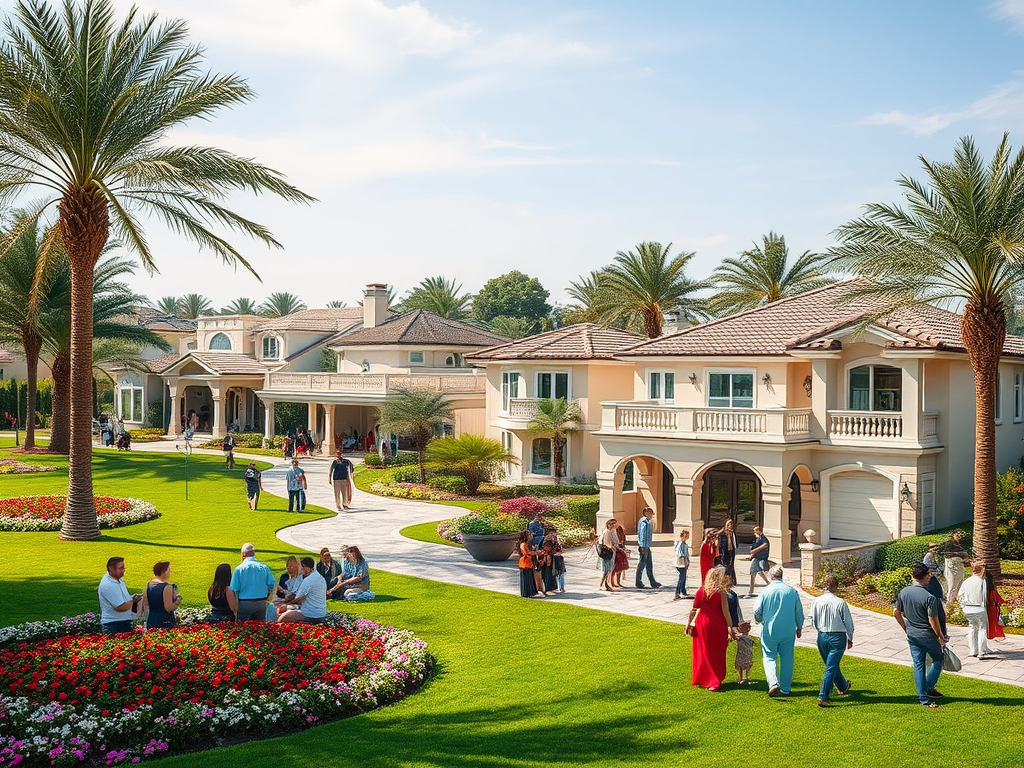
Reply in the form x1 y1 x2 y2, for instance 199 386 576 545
894 563 947 708
811 575 854 707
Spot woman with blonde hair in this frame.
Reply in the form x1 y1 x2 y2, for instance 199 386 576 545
685 566 734 691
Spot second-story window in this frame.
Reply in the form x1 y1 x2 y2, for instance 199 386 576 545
409 351 424 364
849 365 902 411
648 371 675 401
209 332 232 351
501 371 520 412
708 372 753 408
262 335 279 359
1014 372 1022 423
537 372 569 400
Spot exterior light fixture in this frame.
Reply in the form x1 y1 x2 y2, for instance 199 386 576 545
803 375 812 398
900 482 911 504
810 479 820 493
762 373 772 387
688 372 698 386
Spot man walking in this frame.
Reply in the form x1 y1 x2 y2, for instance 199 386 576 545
754 565 804 697
957 560 990 660
328 450 355 511
635 507 661 589
894 563 947 708
286 458 307 512
227 542 276 622
744 525 772 596
223 432 236 469
811 575 854 707
243 462 262 510
98 556 142 635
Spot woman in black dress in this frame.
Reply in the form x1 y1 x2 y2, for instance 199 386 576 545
717 520 737 582
207 563 234 623
142 561 181 629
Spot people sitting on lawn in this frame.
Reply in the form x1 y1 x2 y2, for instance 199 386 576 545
269 555 304 619
278 557 328 624
337 546 373 601
141 560 182 629
98 556 142 635
207 563 235 623
318 547 343 595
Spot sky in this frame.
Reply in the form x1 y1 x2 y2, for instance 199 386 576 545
4 0 1024 311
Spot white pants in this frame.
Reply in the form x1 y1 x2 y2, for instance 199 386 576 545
965 610 989 656
333 478 352 509
944 559 965 605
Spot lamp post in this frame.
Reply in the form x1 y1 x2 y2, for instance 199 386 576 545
175 439 192 500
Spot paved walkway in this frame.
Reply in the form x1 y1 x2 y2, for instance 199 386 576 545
128 441 1024 688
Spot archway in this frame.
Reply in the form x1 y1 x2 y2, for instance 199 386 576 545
699 461 762 543
609 455 674 534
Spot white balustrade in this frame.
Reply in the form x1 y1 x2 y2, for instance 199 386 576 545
617 405 678 432
694 409 766 434
784 410 811 435
828 410 903 439
266 371 484 395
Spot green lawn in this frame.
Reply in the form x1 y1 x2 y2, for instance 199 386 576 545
399 520 462 547
1 442 1022 768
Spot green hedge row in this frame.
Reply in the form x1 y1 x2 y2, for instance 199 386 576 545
500 483 599 499
563 496 599 528
363 451 418 468
874 524 972 571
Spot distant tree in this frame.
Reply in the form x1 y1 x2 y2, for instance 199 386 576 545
377 388 454 484
178 294 213 319
221 297 259 315
400 276 472 318
318 348 338 372
259 292 307 317
326 300 347 308
709 232 833 316
472 271 550 324
527 398 583 484
425 434 518 494
156 296 181 315
489 315 538 340
564 270 605 324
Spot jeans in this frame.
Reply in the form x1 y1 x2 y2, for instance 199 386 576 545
907 635 943 704
636 546 657 587
675 566 689 596
760 635 795 693
557 572 565 591
298 489 306 510
816 631 849 701
288 490 302 512
236 598 268 623
101 620 134 635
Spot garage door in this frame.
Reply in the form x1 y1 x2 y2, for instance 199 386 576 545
829 472 895 543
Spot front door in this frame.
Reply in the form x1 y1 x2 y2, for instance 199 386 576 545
702 463 762 543
661 465 676 533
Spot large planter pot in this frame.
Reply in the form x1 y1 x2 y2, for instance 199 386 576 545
461 533 522 562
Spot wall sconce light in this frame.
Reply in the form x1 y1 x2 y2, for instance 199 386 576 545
762 373 772 388
688 372 698 386
900 482 911 505
360 361 371 373
810 479 820 493
803 375 812 398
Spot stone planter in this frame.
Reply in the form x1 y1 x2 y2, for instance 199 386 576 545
460 533 522 562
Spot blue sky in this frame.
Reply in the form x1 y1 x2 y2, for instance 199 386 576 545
5 0 1024 310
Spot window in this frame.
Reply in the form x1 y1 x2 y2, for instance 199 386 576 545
622 460 635 492
848 365 902 411
186 340 196 351
531 438 552 475
1015 372 1022 423
445 353 462 367
537 372 569 400
409 351 424 364
920 476 935 532
209 332 232 351
648 371 675 401
501 371 520 412
118 384 145 422
501 431 515 477
262 335 279 359
707 372 753 408
995 371 1002 424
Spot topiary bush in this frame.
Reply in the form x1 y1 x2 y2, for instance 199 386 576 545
500 484 598 499
564 496 599 528
874 525 973 571
876 567 913 603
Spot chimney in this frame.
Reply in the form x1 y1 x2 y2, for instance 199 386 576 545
662 309 680 335
363 283 389 328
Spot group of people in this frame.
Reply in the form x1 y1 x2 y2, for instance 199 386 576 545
517 513 567 598
236 450 355 514
595 510 665 592
282 426 318 458
97 543 374 634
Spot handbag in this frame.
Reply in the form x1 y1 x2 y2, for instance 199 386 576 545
597 544 613 560
942 645 962 672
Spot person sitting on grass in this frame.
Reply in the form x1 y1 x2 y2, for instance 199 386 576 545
319 547 344 598
337 546 373 601
207 563 235 623
278 557 328 624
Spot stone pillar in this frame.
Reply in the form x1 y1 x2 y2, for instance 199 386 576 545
596 469 619 533
799 541 823 589
673 477 704 544
307 401 317 437
762 485 790 563
901 358 922 444
323 404 334 453
264 400 275 445
167 383 180 437
211 396 224 438
811 359 830 439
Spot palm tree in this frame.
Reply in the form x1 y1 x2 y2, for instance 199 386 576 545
599 242 708 338
259 292 307 317
221 297 258 315
488 315 537 340
830 134 1024 582
178 293 213 319
425 434 518 494
0 0 313 539
527 397 583 484
709 232 833 316
155 296 181 315
563 270 606 324
326 300 347 308
377 388 454 484
400 276 472 318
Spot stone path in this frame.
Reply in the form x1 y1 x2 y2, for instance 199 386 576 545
128 441 1024 688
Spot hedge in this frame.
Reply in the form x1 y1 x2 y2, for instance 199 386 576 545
564 496 599 528
500 484 599 499
876 567 913 603
874 524 972 571
363 451 418 468
426 476 468 495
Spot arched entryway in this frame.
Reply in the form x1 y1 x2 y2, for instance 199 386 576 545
609 455 675 534
700 462 762 543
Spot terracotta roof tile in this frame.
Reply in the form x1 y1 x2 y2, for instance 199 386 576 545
469 323 644 360
165 352 268 376
144 352 181 373
256 308 383 333
328 310 508 347
127 307 196 332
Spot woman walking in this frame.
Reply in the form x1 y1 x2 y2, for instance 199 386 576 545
518 530 544 598
612 522 630 588
717 520 738 582
142 561 182 629
699 528 719 582
986 569 1006 642
957 561 990 659
685 566 734 692
598 519 621 592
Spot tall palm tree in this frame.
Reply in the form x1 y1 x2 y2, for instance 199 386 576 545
178 293 213 319
564 270 606 324
377 388 454 484
259 291 307 317
155 296 181 315
325 300 347 308
709 232 833 316
0 0 313 539
221 297 258 315
400 276 472 318
599 241 708 338
527 398 583 484
830 134 1024 582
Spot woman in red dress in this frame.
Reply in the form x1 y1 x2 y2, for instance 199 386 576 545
612 523 630 588
985 571 1006 641
686 566 734 691
699 528 719 582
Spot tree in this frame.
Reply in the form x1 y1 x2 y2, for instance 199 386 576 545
709 232 833 316
425 433 518 494
830 134 1024 582
318 347 338 372
259 291 307 317
0 0 313 540
472 271 550 324
178 293 213 319
400 275 472 318
377 388 454 484
599 241 708 338
325 300 347 308
563 270 605 325
155 296 181 315
488 315 538 340
221 297 258 315
527 398 583 484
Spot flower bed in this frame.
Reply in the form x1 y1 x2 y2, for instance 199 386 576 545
0 496 160 532
0 609 431 766
0 459 57 475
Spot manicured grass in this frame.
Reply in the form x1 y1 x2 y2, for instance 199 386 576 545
399 520 462 548
2 442 1023 768
353 465 493 512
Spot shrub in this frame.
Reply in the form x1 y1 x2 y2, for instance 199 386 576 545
815 555 861 588
500 483 598 499
546 515 595 547
425 434 517 495
564 496 599 528
368 482 447 501
390 465 421 483
874 525 973 571
427 476 468 495
146 400 163 429
500 496 551 518
452 512 525 536
127 428 164 441
232 432 267 448
364 452 384 467
876 567 913 603
996 467 1024 559
854 573 877 596
364 451 417 468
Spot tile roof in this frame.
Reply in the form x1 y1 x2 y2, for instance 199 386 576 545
131 307 197 332
0 347 19 364
468 323 644 360
328 310 509 348
166 352 269 376
144 352 181 373
257 308 387 333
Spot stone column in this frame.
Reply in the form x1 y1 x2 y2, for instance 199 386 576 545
799 540 823 589
264 400 275 445
596 469 619 532
167 382 180 437
673 476 704 544
901 358 922 444
762 484 790 563
323 404 334 453
307 401 317 437
211 396 224 438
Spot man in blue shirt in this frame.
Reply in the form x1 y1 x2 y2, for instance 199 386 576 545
894 563 947 707
754 566 805 696
227 542 276 622
635 507 661 589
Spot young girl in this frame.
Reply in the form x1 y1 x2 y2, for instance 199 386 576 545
674 529 691 600
734 620 754 684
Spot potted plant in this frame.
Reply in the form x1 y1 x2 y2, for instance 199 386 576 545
454 512 525 562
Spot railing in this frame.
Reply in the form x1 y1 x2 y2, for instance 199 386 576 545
828 410 902 439
694 409 765 434
601 402 813 442
618 405 678 431
506 398 580 421
265 371 485 395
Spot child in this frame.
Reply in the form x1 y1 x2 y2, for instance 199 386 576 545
673 529 691 600
734 620 754 684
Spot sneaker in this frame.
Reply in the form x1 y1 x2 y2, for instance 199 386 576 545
926 689 943 698
673 595 682 601
653 582 663 588
837 681 852 696
978 653 988 660
921 701 940 709
817 699 830 708
768 685 781 698
636 585 649 589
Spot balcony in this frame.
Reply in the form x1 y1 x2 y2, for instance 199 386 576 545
827 410 940 447
502 397 581 424
599 402 814 443
264 371 486 397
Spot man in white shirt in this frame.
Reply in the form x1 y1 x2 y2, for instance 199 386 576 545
278 556 328 624
811 575 855 707
98 556 141 635
957 560 990 659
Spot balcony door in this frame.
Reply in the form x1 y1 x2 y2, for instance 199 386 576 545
701 462 761 543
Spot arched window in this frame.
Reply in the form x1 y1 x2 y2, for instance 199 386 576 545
209 332 232 351
262 335 280 359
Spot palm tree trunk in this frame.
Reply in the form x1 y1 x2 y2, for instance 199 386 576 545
642 308 662 338
58 189 109 541
417 427 428 484
49 353 70 454
19 328 41 451
553 435 563 485
962 303 1003 582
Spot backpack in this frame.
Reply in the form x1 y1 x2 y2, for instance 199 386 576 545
223 436 234 450
244 467 258 483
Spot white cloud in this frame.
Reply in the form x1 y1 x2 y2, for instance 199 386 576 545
992 0 1024 31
